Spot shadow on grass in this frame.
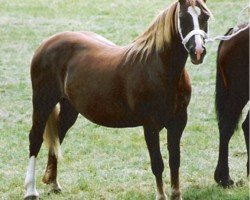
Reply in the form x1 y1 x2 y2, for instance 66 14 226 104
105 183 249 200
116 190 155 200
183 184 249 200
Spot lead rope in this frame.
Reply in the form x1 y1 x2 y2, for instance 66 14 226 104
205 5 250 43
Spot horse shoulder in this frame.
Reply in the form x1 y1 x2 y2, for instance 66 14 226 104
176 69 191 111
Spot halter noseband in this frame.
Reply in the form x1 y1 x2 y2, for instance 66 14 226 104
178 19 209 52
180 29 208 48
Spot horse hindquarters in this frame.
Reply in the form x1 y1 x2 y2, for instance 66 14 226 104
25 64 79 198
214 35 249 187
214 47 237 187
24 51 63 199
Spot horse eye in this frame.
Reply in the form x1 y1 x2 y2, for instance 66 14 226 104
179 13 185 18
199 13 210 21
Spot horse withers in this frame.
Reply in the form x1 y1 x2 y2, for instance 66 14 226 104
214 24 249 187
24 0 211 199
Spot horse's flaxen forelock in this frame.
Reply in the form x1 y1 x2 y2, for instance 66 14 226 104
189 0 212 16
124 1 180 63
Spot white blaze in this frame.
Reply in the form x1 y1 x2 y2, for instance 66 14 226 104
188 6 204 59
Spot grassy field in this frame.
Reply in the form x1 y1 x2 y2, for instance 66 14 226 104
0 0 249 199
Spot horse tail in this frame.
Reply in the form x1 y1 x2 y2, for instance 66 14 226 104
43 106 62 159
215 28 233 121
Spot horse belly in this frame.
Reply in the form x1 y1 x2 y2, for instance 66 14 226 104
81 101 140 128
65 83 140 128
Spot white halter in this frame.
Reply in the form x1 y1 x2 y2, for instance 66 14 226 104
205 6 250 43
180 29 208 50
177 10 208 52
178 5 250 49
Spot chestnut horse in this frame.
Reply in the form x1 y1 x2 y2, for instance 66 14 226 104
24 0 211 199
214 24 249 187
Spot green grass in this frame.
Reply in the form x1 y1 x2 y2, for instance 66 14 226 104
0 0 249 199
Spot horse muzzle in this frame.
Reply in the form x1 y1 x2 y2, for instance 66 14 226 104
189 45 206 65
180 29 208 65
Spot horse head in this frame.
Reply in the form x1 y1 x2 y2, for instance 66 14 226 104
178 0 211 64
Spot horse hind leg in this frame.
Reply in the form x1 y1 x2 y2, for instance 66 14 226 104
24 92 60 200
242 111 249 177
42 98 78 193
214 97 245 187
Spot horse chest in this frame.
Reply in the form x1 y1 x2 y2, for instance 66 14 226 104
127 83 179 123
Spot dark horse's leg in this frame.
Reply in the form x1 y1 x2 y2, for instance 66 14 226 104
143 126 166 200
24 89 60 199
242 111 249 176
214 96 245 187
167 111 187 200
42 98 78 193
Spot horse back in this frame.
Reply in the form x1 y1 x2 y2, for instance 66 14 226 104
30 31 123 91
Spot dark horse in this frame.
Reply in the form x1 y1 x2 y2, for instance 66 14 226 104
214 24 249 187
24 1 211 199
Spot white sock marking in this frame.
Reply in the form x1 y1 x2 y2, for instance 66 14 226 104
24 156 39 198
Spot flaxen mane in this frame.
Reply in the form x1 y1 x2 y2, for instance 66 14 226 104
124 1 179 63
124 0 211 63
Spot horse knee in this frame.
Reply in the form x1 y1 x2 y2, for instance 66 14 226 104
218 121 236 141
169 152 180 171
151 159 164 176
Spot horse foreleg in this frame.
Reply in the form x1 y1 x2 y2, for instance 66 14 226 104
167 111 187 200
144 126 167 200
242 111 249 177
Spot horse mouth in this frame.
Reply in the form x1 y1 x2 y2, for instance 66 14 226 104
190 51 206 65
191 59 203 65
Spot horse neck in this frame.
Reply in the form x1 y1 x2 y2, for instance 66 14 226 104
151 35 188 79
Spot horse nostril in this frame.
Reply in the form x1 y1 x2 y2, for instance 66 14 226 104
190 46 195 54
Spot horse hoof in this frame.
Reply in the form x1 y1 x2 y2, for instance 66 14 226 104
215 177 234 188
156 194 168 200
24 196 39 200
170 196 182 200
48 188 62 195
214 168 234 188
214 171 234 187
170 190 182 200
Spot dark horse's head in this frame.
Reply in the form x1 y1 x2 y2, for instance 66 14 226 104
178 0 211 64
